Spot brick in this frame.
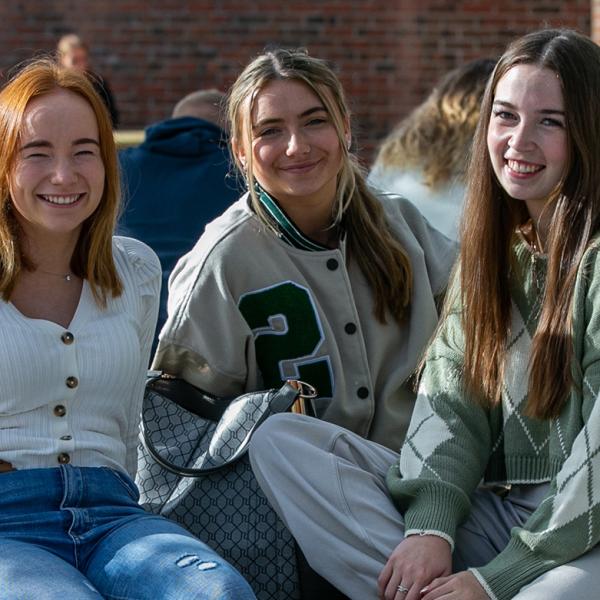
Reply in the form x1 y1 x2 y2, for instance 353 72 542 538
0 0 591 163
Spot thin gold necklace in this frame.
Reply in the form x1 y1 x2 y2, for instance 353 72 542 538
518 220 544 299
35 267 74 282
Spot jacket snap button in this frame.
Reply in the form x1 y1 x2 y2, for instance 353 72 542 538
54 405 67 417
326 258 339 271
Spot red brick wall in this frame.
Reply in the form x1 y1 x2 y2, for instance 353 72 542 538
593 0 600 42
0 1 590 164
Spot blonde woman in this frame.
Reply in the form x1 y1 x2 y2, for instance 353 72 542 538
0 60 254 599
369 58 495 240
154 48 457 452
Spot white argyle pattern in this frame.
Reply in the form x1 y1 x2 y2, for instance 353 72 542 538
493 302 551 456
502 301 531 419
549 392 600 547
401 376 455 480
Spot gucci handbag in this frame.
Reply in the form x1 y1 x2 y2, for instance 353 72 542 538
136 371 316 600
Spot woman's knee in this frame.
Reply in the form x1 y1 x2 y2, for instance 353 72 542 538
249 412 307 464
512 548 600 599
86 520 256 599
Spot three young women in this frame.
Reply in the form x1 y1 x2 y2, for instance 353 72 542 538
0 60 254 600
250 28 600 600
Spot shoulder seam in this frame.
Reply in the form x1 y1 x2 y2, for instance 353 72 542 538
170 209 255 333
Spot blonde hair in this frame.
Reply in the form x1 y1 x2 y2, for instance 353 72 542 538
227 48 413 323
57 33 88 56
0 58 122 305
375 58 495 189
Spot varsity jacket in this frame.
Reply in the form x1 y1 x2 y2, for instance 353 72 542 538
387 236 600 599
153 190 457 451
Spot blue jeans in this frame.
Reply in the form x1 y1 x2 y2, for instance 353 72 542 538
0 465 256 600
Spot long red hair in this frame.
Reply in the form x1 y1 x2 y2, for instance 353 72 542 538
0 58 122 305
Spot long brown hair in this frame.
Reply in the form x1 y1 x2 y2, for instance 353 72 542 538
0 58 122 305
227 48 412 323
460 29 600 419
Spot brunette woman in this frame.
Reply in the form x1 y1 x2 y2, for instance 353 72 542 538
250 28 600 600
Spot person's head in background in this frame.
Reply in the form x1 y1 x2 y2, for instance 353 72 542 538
172 89 226 130
374 57 496 189
57 34 91 72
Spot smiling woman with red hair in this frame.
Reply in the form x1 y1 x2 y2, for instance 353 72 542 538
0 59 254 600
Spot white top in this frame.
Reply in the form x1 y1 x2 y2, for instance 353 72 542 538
368 165 465 241
0 236 160 477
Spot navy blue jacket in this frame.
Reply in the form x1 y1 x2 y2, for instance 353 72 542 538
118 116 243 342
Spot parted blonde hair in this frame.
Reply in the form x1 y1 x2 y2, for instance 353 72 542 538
0 58 122 305
227 48 413 323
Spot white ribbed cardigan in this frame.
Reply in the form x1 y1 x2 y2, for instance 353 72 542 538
0 236 160 477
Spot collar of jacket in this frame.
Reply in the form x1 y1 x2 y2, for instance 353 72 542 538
255 184 334 251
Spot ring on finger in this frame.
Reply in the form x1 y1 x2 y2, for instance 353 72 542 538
397 583 409 595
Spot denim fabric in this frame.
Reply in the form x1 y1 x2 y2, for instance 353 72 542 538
0 466 255 600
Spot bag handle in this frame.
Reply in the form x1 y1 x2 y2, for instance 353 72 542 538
141 376 317 476
145 370 230 421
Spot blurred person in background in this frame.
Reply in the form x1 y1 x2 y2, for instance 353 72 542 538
57 33 120 127
369 58 495 240
118 89 242 344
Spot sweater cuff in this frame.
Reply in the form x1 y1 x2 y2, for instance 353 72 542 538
400 484 467 547
473 537 555 600
405 529 455 552
468 568 498 600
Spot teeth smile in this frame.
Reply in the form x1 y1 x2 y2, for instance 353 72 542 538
507 159 543 174
40 194 81 205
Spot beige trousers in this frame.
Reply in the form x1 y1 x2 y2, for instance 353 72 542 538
249 413 600 600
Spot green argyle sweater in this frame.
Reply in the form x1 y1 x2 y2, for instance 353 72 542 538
386 235 600 600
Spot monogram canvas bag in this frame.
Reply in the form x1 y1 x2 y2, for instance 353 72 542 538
136 372 316 599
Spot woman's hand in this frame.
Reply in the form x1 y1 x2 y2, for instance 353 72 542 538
377 535 452 600
420 571 489 599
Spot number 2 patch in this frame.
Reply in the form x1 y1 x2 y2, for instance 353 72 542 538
238 281 334 398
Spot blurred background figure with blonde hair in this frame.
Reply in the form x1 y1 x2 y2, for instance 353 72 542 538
369 58 495 240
